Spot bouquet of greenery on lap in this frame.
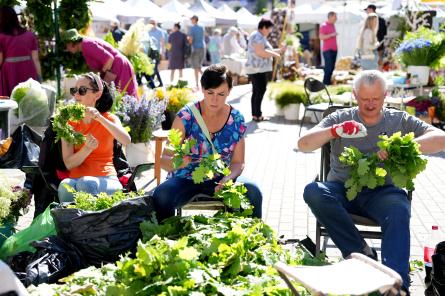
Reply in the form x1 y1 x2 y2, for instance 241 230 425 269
395 27 445 69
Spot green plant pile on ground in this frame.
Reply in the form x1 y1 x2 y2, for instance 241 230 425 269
28 213 324 295
268 82 306 108
340 132 427 200
53 103 86 145
65 189 143 211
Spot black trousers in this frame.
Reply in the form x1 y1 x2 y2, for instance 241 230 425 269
322 50 337 85
249 71 271 117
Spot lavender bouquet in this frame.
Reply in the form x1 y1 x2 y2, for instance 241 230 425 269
116 90 168 143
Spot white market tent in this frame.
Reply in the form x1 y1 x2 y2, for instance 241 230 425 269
89 0 120 22
189 0 236 26
291 2 366 59
162 0 216 27
235 7 260 29
217 4 239 21
117 0 176 24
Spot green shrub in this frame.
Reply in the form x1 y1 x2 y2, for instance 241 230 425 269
268 82 306 108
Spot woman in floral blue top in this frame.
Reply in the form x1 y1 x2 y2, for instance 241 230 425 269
153 64 263 221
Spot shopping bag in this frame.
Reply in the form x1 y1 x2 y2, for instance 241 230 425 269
0 203 57 260
51 195 154 266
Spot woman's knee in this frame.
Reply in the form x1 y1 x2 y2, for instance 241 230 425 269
76 177 100 194
153 180 181 208
58 179 75 203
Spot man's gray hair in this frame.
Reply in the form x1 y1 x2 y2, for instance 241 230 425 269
352 70 387 93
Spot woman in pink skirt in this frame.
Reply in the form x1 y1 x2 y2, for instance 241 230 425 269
62 29 138 98
0 7 42 97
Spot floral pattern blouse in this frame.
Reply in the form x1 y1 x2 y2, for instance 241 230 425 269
169 101 247 180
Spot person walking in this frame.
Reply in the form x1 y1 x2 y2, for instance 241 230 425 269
222 27 243 57
167 22 187 83
245 18 284 122
208 29 222 64
62 28 138 98
110 20 125 43
320 11 338 85
188 15 205 90
148 19 164 87
0 7 42 97
357 13 379 70
365 4 387 68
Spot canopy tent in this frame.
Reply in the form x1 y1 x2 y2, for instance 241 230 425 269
189 0 236 26
117 0 176 24
291 2 366 58
162 0 215 27
217 4 239 20
89 0 120 22
235 7 260 29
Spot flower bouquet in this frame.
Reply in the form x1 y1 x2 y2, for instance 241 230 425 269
116 90 168 144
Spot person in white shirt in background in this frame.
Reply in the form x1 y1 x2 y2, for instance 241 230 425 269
223 27 243 56
357 13 379 70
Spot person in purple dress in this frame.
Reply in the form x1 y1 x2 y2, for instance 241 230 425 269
0 7 42 97
167 22 187 83
62 29 138 98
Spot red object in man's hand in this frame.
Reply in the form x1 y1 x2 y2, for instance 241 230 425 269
331 120 367 138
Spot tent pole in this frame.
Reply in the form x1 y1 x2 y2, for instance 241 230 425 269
53 0 62 99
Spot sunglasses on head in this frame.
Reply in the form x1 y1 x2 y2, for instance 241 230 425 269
70 86 96 96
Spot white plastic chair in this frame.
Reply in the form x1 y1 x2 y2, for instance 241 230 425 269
275 253 405 296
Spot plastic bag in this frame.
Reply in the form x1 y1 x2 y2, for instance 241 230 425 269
51 195 154 266
8 236 85 287
0 203 57 260
10 78 49 127
0 125 42 169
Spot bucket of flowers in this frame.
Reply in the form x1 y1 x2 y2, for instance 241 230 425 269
161 80 193 130
116 89 168 167
395 27 445 86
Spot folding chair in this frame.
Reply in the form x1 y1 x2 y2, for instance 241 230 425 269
299 78 339 136
275 253 404 296
313 106 412 255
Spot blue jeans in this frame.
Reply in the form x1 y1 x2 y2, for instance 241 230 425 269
304 181 411 289
58 176 123 202
322 50 337 85
153 176 263 221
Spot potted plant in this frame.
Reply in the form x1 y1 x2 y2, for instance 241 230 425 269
116 90 167 167
395 27 445 86
162 80 193 130
273 83 306 120
0 176 31 246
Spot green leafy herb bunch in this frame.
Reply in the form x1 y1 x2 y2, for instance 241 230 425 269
53 103 86 145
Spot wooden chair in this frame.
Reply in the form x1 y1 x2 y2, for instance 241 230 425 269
275 253 404 296
313 106 412 255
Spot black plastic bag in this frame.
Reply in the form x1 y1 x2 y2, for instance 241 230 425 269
51 195 154 266
7 236 85 287
0 125 41 169
426 241 445 296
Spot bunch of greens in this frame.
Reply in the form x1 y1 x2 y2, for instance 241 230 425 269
66 188 142 211
27 264 117 296
53 103 86 145
192 153 230 184
0 180 31 224
340 132 427 199
109 213 312 295
214 180 253 216
339 146 387 200
395 27 445 69
166 129 196 169
128 52 154 76
377 132 427 191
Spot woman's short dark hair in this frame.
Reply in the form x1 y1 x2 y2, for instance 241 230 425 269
82 72 114 113
200 64 233 90
174 22 181 30
0 7 25 35
258 18 274 30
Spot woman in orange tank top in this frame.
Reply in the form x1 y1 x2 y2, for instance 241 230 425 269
58 72 131 202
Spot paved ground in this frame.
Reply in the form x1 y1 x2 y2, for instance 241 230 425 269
17 68 445 295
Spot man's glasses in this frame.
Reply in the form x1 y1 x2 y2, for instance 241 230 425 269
70 86 95 96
